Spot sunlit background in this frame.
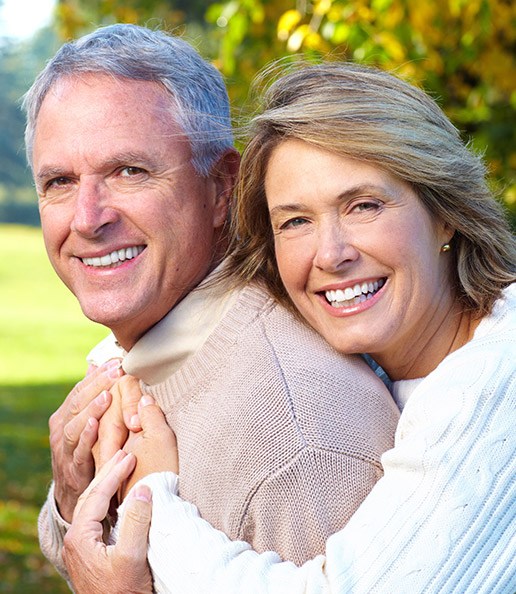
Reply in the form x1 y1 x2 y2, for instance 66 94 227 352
0 0 56 39
0 0 514 591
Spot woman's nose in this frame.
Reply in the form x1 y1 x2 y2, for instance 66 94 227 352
313 222 359 272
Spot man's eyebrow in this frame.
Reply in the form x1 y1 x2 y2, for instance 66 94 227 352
35 152 155 182
35 166 68 184
101 152 154 168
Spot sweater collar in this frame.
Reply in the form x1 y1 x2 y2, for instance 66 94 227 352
87 262 240 385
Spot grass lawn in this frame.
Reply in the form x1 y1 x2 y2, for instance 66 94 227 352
0 224 107 592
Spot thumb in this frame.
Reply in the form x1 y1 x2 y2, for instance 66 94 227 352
117 484 153 561
119 375 144 431
138 396 174 437
138 395 179 474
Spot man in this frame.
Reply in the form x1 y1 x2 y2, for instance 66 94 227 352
25 24 398 588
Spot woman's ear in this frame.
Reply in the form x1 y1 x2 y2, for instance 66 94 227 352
439 221 456 248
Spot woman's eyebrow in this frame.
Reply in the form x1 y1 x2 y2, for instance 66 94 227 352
268 184 391 216
269 203 307 217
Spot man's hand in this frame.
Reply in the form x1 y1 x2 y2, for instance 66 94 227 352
49 360 124 522
63 450 153 594
121 395 178 500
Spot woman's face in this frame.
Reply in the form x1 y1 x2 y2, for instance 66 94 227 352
265 139 456 378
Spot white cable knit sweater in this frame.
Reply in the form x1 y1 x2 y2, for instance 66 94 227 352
123 283 516 594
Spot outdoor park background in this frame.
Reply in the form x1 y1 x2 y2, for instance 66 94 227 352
0 0 514 590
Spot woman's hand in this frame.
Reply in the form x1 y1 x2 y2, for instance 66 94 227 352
120 395 179 500
62 450 154 594
93 374 145 471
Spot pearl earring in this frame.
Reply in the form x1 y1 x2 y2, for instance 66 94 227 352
441 243 451 253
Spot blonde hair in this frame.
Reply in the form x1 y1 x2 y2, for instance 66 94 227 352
228 62 515 317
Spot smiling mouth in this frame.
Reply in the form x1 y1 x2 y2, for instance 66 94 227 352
81 245 145 268
324 278 386 308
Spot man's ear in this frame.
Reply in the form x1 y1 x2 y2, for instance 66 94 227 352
209 148 240 228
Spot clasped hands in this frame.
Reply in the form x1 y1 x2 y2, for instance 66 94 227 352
49 360 178 593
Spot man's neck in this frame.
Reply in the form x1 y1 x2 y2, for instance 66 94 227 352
112 252 228 352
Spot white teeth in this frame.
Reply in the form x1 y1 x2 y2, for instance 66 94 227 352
325 278 385 308
344 287 355 300
82 245 144 267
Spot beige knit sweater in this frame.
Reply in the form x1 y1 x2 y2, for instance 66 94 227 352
39 283 399 579
141 284 399 564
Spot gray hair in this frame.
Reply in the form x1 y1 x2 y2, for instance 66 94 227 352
23 23 233 176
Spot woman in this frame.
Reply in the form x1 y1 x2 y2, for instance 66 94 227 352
64 62 516 593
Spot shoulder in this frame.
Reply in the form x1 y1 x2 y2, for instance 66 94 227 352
255 294 400 454
397 299 516 442
425 283 516 394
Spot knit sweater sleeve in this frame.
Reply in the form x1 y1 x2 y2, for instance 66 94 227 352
37 481 72 584
238 445 384 566
134 329 515 594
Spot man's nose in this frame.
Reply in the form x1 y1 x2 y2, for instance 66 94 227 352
313 222 359 272
71 178 118 238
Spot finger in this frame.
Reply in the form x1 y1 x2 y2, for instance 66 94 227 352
97 383 129 469
86 363 98 375
138 395 178 474
119 376 144 431
74 451 136 521
138 395 173 435
72 417 100 480
62 390 112 458
67 360 124 417
116 485 153 564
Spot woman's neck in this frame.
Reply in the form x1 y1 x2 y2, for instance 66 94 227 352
373 305 481 381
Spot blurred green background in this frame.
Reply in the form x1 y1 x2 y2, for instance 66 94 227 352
0 0 514 590
0 225 106 592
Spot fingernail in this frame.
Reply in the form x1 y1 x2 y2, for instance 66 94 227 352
104 359 123 378
129 413 141 429
113 449 127 462
133 485 152 502
139 395 155 407
96 390 109 405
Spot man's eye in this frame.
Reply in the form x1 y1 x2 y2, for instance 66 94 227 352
46 177 72 189
120 166 145 177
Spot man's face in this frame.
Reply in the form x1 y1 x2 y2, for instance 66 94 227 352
33 74 231 349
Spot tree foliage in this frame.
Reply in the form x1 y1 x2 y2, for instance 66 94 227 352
206 0 516 218
23 1 516 222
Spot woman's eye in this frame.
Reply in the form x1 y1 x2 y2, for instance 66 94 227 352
352 200 381 213
280 217 309 230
